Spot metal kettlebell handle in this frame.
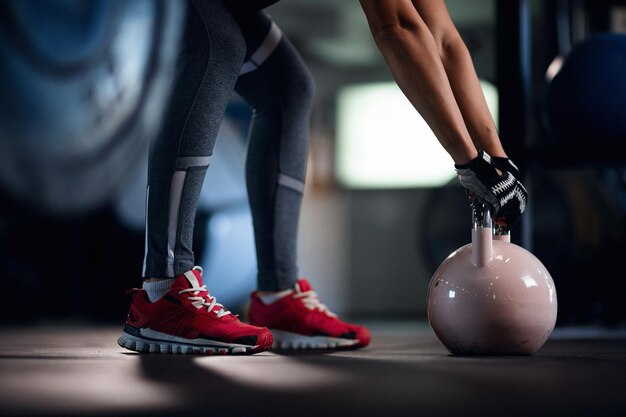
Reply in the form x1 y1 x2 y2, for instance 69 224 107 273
471 202 513 266
471 201 492 230
471 202 493 267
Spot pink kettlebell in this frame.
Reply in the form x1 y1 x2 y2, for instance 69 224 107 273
427 204 558 355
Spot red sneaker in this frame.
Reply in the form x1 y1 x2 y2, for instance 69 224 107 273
118 267 273 355
248 279 370 350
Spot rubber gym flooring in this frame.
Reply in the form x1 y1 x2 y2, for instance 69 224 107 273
1 321 625 417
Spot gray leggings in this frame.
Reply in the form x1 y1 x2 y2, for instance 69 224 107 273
142 0 314 291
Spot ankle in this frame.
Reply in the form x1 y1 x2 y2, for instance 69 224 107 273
257 288 293 305
143 278 175 302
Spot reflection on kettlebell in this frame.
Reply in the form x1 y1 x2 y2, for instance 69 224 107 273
427 203 558 355
0 0 186 214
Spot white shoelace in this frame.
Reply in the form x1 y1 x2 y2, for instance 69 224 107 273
293 290 337 318
178 266 231 318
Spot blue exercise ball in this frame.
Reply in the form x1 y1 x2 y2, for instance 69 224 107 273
544 33 626 145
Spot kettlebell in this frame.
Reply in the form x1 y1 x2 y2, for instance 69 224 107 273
427 203 558 355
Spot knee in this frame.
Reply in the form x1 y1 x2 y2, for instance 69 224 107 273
237 36 315 122
262 39 315 114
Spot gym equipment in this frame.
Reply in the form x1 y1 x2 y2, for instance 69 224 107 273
0 0 185 214
544 33 626 146
427 203 558 355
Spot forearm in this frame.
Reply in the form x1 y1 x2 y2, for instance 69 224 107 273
439 35 506 158
362 5 477 164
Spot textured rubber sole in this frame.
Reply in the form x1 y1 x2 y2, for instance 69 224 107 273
270 329 358 350
117 328 271 355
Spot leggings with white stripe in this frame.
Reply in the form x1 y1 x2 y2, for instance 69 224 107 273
143 0 314 291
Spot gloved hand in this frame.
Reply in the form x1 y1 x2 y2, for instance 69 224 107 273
492 155 522 180
454 151 528 229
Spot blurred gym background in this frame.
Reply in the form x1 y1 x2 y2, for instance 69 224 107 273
1 0 625 327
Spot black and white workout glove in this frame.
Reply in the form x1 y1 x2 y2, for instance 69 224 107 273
492 156 522 180
455 151 528 229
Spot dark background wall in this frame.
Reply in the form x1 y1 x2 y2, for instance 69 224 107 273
1 0 626 327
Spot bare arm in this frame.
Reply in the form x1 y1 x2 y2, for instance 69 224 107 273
359 0 528 229
358 0 505 162
410 0 505 157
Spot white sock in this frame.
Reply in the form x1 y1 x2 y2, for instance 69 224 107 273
258 288 293 305
142 278 175 302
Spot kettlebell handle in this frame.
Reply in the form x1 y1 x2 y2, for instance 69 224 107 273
471 203 492 266
471 202 492 230
471 202 511 266
471 202 512 241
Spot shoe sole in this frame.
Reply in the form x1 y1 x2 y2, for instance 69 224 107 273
117 326 271 355
270 329 359 350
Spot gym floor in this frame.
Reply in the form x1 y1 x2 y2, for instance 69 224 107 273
1 321 625 417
